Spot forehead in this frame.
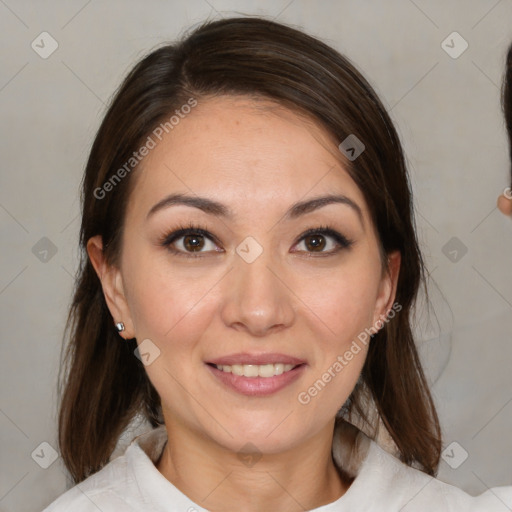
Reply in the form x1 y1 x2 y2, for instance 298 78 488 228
128 95 368 221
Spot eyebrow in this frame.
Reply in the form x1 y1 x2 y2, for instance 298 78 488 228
146 192 364 227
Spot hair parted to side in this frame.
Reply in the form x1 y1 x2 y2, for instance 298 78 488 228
503 42 512 184
58 16 442 483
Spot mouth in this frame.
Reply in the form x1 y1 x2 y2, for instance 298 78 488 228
209 362 299 378
205 354 307 396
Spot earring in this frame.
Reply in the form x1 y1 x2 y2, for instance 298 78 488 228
115 322 125 333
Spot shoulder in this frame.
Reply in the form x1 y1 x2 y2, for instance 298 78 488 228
361 439 512 511
41 425 170 512
41 452 138 511
334 420 512 511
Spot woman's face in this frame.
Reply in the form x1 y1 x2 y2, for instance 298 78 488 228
91 95 400 455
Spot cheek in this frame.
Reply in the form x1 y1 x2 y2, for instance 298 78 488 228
122 248 222 347
296 258 381 343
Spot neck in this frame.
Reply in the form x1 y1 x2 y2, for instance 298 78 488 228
156 420 352 512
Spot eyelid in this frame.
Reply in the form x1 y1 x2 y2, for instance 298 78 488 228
162 226 218 246
159 224 223 258
291 226 354 254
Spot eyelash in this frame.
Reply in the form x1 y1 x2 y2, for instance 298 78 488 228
158 222 355 258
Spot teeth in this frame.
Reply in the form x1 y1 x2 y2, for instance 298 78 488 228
215 363 296 377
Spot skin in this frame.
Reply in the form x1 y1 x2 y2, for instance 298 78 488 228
88 95 400 511
497 188 512 216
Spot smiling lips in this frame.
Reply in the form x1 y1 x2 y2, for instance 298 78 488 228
206 353 307 396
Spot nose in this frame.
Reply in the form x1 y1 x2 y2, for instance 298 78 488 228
219 247 296 337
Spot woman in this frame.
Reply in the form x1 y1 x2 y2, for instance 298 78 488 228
43 17 512 511
498 42 512 216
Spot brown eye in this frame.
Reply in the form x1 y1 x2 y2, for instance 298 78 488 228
293 227 354 255
183 234 205 252
304 234 326 252
163 227 220 256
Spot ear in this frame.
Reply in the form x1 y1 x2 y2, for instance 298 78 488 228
86 235 135 339
497 191 512 216
371 250 401 330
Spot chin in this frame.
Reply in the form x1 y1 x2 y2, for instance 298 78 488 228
206 412 319 455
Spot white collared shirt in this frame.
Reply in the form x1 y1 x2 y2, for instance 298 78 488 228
42 424 512 511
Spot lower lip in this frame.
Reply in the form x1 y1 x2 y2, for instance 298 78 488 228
206 364 306 396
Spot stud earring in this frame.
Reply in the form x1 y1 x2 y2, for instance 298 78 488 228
115 322 125 332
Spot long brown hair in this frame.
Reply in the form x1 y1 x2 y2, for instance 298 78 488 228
58 16 442 483
503 42 512 184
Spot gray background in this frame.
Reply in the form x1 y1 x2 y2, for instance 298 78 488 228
1 1 511 510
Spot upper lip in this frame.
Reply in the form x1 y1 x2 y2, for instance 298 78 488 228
207 353 307 366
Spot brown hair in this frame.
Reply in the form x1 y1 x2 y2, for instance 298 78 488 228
503 42 512 184
58 16 442 483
